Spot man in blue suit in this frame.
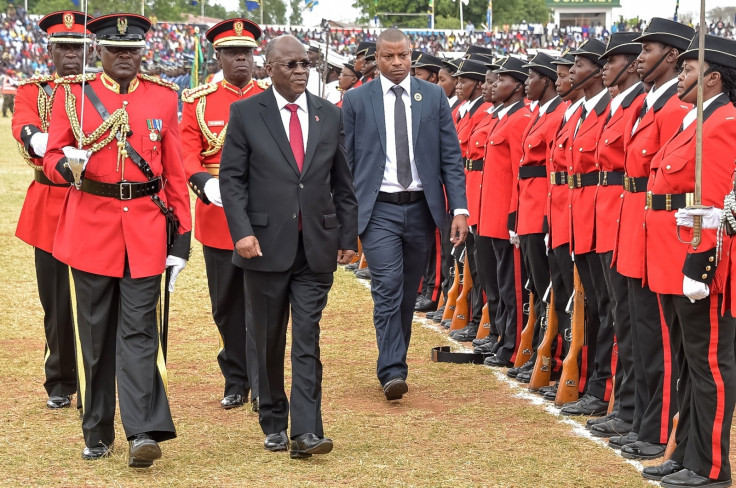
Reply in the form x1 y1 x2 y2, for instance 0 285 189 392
342 29 468 401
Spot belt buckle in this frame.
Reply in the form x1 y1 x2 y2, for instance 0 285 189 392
119 181 133 200
665 194 672 211
550 173 556 185
601 171 608 186
646 191 652 209
624 176 630 192
568 174 575 189
686 193 694 207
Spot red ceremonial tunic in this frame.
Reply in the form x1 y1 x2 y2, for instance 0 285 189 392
458 99 493 227
43 73 192 278
547 100 578 249
180 78 265 250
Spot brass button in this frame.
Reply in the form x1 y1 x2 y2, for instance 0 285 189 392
642 149 647 155
709 256 715 262
702 274 708 279
706 266 712 271
604 139 608 144
666 165 671 170
123 207 129 212
579 148 583 152
528 144 532 148
475 141 479 146
559 144 563 148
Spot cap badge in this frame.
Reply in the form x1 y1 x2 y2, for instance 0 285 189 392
234 21 244 36
117 17 128 35
63 12 74 30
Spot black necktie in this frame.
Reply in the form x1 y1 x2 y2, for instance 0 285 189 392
391 85 412 188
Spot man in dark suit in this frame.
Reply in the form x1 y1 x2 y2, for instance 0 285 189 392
220 35 358 459
342 29 468 401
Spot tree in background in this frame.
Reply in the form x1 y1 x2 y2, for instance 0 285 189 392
289 0 303 24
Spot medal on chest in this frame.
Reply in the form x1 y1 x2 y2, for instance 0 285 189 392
147 118 162 141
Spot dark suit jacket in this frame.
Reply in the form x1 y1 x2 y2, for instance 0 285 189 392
342 77 467 234
219 87 358 273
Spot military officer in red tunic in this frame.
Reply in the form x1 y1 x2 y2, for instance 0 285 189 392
43 13 191 468
642 34 736 488
180 18 267 412
13 10 92 410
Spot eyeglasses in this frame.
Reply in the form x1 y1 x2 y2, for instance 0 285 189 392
271 60 311 70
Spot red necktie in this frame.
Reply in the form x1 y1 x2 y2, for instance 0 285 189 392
285 103 304 172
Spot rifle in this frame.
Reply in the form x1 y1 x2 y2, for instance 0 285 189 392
514 288 536 367
664 412 679 459
529 286 557 391
357 252 368 270
349 239 362 264
449 252 472 331
476 302 491 340
441 248 463 323
555 265 584 407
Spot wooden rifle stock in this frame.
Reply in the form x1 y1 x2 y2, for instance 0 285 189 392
450 254 472 330
442 255 462 322
529 289 558 391
475 302 491 340
514 291 536 367
358 252 368 269
349 239 362 264
555 266 584 407
664 412 679 459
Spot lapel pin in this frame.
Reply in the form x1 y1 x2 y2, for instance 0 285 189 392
315 115 319 122
414 93 422 102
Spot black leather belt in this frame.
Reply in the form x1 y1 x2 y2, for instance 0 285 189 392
430 346 487 364
568 172 599 189
599 171 624 187
623 175 649 193
80 177 163 200
34 169 69 187
376 191 425 204
518 166 547 179
465 158 483 171
646 192 694 211
550 171 568 185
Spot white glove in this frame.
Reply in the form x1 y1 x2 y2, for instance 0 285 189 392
166 255 187 292
30 132 48 157
509 230 520 249
203 178 222 207
675 207 723 230
544 233 550 256
62 146 90 170
683 276 709 303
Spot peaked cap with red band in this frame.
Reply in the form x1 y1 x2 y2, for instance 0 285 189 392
206 18 261 49
39 11 93 44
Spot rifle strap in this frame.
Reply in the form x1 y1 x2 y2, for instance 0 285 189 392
430 346 487 365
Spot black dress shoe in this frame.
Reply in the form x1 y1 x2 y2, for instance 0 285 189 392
642 460 685 481
661 468 732 488
345 262 359 271
415 296 438 312
355 268 371 280
472 335 494 347
608 431 637 449
264 430 289 452
590 417 633 437
427 306 444 320
508 360 534 378
221 394 244 409
473 341 496 354
450 323 479 342
128 433 161 468
620 440 665 460
432 311 444 323
516 371 532 383
586 410 618 429
251 397 259 412
484 355 513 367
440 319 452 329
81 443 112 460
383 377 408 400
559 393 608 416
290 433 333 459
542 384 558 401
47 395 72 409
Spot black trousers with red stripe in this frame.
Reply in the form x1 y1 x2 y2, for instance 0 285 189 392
550 244 573 367
628 277 678 444
473 231 501 338
660 293 736 482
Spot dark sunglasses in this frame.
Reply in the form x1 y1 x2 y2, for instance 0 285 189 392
272 60 310 70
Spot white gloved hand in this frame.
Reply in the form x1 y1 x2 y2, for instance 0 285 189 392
62 146 90 170
675 207 723 230
683 276 709 303
166 255 187 292
203 178 222 207
30 132 48 157
544 233 550 256
509 230 520 249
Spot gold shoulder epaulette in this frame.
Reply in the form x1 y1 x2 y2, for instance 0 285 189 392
140 74 179 92
181 82 218 103
18 74 55 86
56 73 96 84
256 79 271 90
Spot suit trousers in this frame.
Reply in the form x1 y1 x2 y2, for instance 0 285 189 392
549 245 573 369
72 265 175 448
203 245 258 399
360 199 436 385
574 251 614 401
35 247 76 397
243 234 332 437
473 233 501 339
662 294 736 482
629 277 678 444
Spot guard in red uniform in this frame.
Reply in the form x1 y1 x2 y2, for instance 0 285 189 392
588 32 646 439
509 53 565 381
13 10 92 410
180 18 267 412
475 57 532 366
43 13 191 468
610 18 693 459
642 34 736 488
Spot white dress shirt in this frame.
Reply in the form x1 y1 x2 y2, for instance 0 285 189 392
682 94 720 130
272 87 309 153
564 97 585 123
609 82 642 117
631 77 678 135
379 74 420 192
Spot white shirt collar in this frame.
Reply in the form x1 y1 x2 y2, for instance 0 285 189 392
583 87 608 115
538 96 560 115
610 82 642 117
379 73 412 97
682 94 721 130
564 97 585 122
498 100 520 119
272 87 308 113
644 77 678 109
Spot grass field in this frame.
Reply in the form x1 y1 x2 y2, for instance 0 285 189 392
0 114 680 487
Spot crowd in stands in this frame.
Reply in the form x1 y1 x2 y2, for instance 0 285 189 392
0 5 735 81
